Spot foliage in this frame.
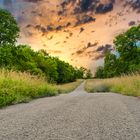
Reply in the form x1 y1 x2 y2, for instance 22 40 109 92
95 66 105 78
0 69 58 107
0 44 84 83
85 74 140 97
0 9 86 83
0 9 19 46
56 79 83 94
95 25 140 78
0 69 83 108
85 70 93 79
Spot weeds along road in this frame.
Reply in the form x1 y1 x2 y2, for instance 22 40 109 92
0 82 140 140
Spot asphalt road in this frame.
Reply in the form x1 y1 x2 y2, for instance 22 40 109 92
0 82 140 140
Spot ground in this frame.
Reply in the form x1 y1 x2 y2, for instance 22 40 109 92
0 82 140 140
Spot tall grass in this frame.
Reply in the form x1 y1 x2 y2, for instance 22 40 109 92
56 79 83 94
0 69 83 108
85 74 140 97
0 69 58 107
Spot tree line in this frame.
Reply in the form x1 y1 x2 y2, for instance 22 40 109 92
96 25 140 78
0 9 91 83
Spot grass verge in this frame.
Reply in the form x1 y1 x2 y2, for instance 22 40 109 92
0 69 82 108
56 79 83 94
85 74 140 97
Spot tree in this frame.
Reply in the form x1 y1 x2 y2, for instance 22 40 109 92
95 66 104 78
95 25 140 78
0 44 15 68
85 70 92 79
104 53 117 77
114 25 140 61
114 25 140 73
0 9 85 83
0 9 19 46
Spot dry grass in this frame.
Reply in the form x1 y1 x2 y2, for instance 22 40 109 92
56 79 83 94
0 69 82 108
0 69 58 107
85 74 140 97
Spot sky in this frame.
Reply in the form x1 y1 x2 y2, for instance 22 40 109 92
0 0 140 73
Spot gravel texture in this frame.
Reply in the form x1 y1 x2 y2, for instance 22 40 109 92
0 82 140 140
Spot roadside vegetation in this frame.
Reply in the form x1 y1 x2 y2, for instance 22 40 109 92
85 74 140 97
0 69 57 107
95 25 140 78
0 69 83 108
0 9 90 107
0 9 88 84
92 21 140 97
0 44 86 83
56 79 83 93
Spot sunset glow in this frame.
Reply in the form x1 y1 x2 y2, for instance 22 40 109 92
1 0 140 73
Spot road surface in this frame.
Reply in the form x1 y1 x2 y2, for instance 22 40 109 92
0 82 140 140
